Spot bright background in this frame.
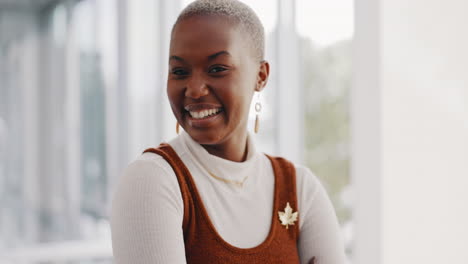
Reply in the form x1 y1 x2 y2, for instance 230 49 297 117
1 0 467 264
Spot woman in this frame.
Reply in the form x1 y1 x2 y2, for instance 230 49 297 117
110 0 346 263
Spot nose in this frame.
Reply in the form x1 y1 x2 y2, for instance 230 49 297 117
185 72 209 99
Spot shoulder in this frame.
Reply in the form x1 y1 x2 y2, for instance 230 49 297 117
111 150 183 213
293 163 332 211
294 164 323 196
266 155 323 195
263 155 326 205
117 150 181 191
128 151 176 177
288 163 328 214
114 152 177 188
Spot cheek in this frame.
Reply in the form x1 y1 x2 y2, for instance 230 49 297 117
220 91 252 121
167 81 183 110
222 75 254 107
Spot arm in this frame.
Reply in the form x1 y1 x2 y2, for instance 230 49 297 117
296 166 347 264
110 157 187 264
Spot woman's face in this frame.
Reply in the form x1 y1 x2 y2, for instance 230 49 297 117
168 15 268 146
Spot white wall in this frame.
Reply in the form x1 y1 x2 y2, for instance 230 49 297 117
354 0 468 263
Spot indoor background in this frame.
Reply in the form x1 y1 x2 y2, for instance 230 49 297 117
1 0 467 263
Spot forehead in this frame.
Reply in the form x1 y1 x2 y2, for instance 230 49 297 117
170 15 247 60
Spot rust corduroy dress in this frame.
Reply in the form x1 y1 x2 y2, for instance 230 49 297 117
143 143 300 263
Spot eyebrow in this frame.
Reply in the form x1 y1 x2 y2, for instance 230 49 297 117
207 51 231 60
169 55 185 63
169 51 231 63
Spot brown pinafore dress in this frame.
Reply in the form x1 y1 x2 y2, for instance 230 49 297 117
143 143 300 263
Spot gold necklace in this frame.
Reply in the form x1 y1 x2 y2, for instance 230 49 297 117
206 170 248 188
197 161 249 188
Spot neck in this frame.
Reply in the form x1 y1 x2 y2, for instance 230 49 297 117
201 131 249 162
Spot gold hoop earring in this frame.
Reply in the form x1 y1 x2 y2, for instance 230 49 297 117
254 95 262 134
176 122 180 134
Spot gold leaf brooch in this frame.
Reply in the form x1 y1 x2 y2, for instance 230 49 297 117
278 202 298 229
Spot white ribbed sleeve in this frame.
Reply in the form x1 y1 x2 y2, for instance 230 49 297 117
110 158 186 264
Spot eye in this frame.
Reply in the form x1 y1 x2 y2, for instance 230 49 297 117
208 66 227 74
171 68 189 76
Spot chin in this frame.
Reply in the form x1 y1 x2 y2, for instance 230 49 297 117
186 129 225 145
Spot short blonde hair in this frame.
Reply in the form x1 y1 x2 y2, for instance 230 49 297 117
173 0 265 61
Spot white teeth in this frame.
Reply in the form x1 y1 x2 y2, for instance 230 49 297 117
189 108 220 119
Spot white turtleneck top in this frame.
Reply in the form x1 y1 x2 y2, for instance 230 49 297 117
110 131 346 264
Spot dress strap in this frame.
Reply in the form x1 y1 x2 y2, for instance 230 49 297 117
265 154 300 238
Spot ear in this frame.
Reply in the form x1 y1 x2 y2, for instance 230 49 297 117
255 60 270 92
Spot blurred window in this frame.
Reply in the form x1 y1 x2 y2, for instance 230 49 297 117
296 0 354 259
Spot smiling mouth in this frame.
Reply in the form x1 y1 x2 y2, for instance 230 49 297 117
187 108 223 119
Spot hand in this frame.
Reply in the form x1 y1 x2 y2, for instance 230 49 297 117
308 256 316 264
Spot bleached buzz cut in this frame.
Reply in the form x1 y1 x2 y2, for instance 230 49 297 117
173 0 265 62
